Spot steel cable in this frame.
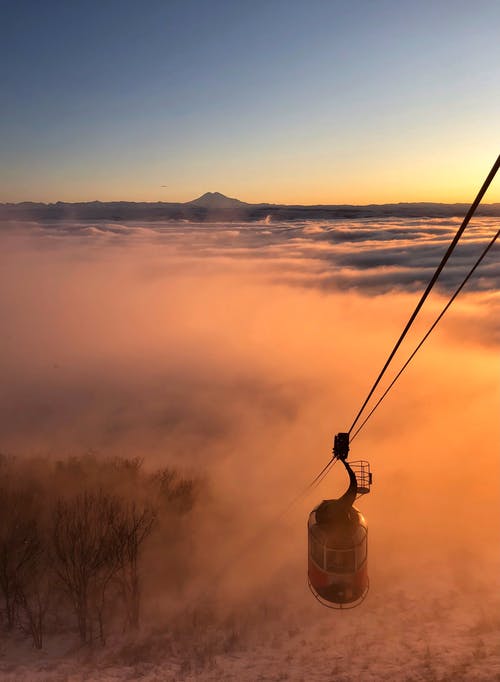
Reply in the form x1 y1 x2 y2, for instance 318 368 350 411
349 227 500 443
193 159 499 600
348 154 500 436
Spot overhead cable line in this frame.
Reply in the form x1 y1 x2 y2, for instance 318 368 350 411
197 455 339 599
348 154 500 436
310 456 338 490
350 227 500 443
276 455 338 519
197 157 500 600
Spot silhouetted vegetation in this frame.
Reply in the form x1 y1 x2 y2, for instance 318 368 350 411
0 453 201 649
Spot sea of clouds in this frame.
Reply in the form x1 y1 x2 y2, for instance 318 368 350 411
0 217 498 679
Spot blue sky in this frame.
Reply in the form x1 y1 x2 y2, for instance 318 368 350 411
1 0 499 203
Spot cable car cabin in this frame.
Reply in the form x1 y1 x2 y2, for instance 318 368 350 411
308 496 368 607
308 435 371 609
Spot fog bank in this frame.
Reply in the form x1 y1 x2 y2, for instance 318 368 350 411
0 218 498 679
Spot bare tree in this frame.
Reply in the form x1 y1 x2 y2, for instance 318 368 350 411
153 467 199 514
15 544 52 649
0 486 39 630
52 491 123 644
0 456 198 649
91 530 125 646
114 502 156 631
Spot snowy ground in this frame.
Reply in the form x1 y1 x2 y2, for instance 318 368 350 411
1 567 499 681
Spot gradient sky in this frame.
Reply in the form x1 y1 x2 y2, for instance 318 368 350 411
1 0 499 204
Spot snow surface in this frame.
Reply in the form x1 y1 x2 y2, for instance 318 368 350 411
1 566 499 681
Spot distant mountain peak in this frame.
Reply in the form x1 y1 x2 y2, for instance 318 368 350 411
187 191 247 208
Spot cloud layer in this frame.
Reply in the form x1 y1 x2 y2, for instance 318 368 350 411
3 215 498 295
0 217 498 678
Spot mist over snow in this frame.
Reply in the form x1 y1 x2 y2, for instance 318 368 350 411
0 217 498 680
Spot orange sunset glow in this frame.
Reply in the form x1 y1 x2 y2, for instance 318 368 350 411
0 209 499 678
2 1 500 679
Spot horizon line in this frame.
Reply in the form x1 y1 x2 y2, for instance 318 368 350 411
2 198 500 208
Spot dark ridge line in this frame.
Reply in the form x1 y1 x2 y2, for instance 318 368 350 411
1 196 500 222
